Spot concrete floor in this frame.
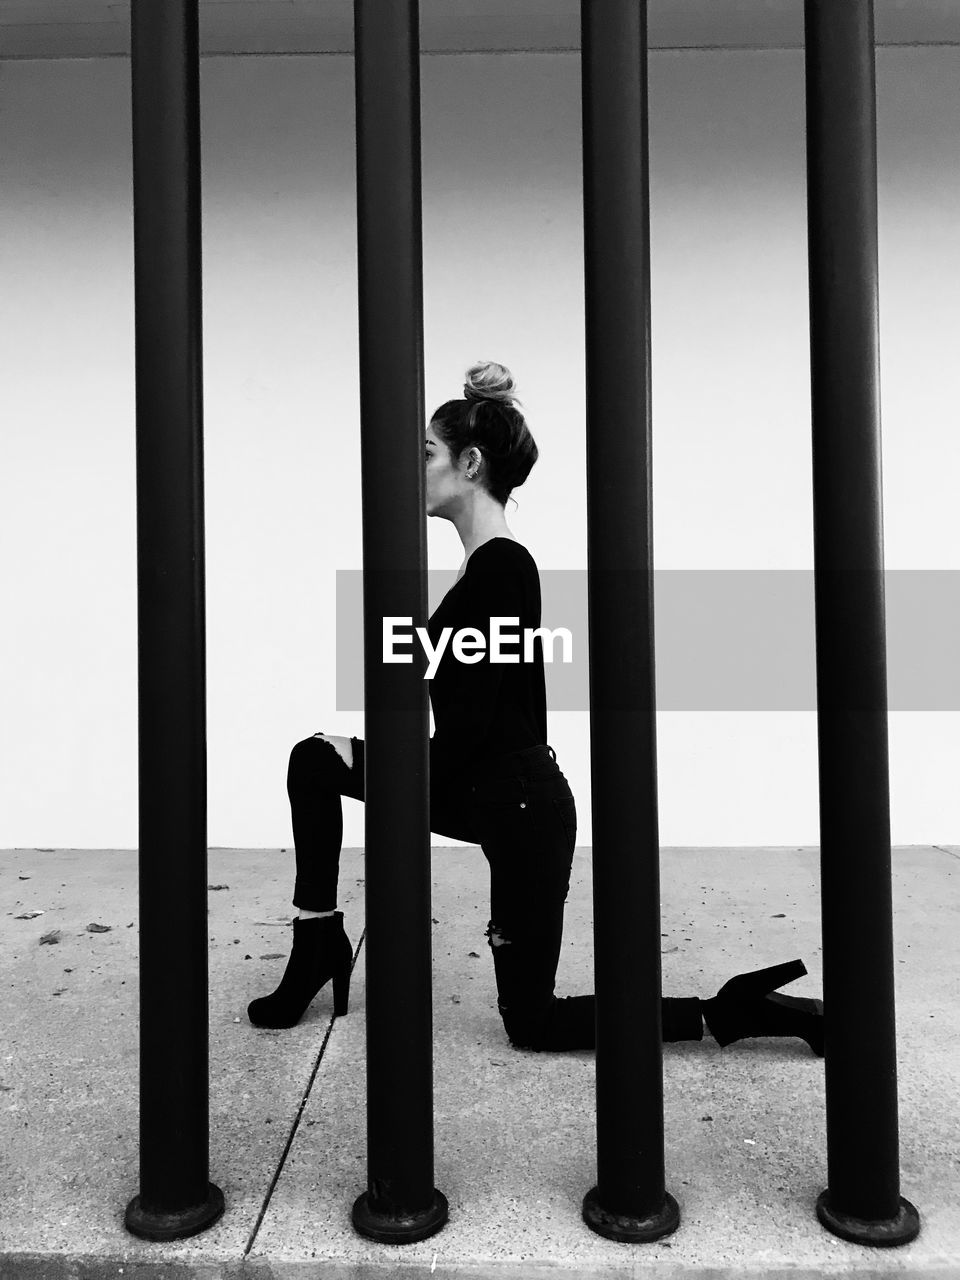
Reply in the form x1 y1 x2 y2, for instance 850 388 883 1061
1 843 958 1279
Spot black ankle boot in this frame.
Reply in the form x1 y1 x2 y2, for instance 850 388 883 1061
700 958 824 1056
247 912 353 1029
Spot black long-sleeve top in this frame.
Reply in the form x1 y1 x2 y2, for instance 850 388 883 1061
426 537 547 789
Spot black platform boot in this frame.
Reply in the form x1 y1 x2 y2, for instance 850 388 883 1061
247 912 353 1029
700 958 824 1056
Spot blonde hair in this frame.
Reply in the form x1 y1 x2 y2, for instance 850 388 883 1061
463 360 522 407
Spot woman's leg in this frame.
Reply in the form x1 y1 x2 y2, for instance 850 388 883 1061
286 734 365 913
473 759 589 1050
286 732 478 912
251 732 476 1028
475 758 819 1054
474 759 702 1052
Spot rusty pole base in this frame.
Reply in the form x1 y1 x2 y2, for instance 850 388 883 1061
816 1189 920 1247
351 1187 448 1244
124 1183 225 1241
582 1186 680 1243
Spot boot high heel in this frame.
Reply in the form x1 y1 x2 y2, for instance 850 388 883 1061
247 911 353 1030
701 957 824 1056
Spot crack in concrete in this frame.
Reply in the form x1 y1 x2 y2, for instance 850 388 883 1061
242 931 366 1257
932 844 960 861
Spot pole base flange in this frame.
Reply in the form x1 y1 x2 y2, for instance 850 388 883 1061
351 1188 448 1244
582 1186 680 1243
124 1183 225 1241
816 1190 920 1247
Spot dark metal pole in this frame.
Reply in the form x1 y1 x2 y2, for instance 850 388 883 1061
350 0 447 1245
124 0 224 1242
580 0 678 1243
804 0 919 1247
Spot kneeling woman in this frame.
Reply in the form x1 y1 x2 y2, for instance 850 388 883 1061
248 361 824 1057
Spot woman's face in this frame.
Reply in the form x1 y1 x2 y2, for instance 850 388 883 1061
424 422 475 518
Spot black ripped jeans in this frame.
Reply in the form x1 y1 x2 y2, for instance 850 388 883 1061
286 735 704 1052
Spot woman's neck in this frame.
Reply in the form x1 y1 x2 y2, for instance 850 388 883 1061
454 507 516 568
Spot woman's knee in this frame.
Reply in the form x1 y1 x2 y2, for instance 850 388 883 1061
496 998 553 1052
312 732 354 769
485 919 555 1051
287 734 344 793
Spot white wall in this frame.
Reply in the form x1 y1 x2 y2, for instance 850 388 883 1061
1 49 957 851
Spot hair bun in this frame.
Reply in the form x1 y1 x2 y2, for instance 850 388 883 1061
463 360 518 404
